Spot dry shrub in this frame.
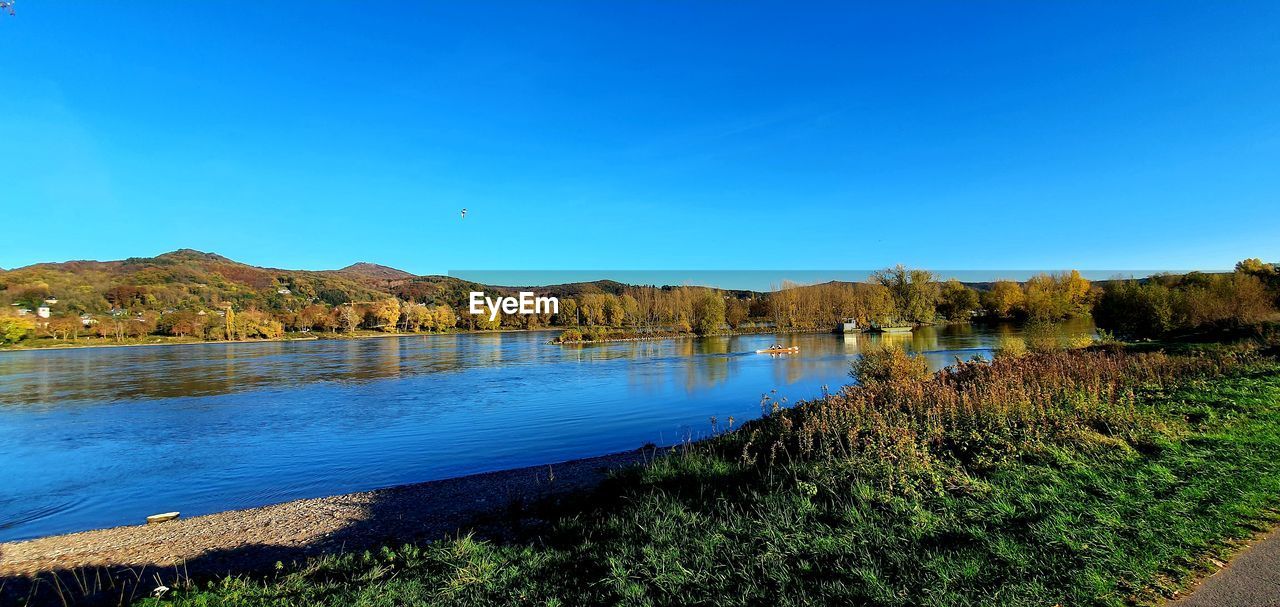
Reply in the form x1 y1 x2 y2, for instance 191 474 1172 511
850 343 931 385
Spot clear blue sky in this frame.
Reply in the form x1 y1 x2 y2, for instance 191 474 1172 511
2 1 1277 276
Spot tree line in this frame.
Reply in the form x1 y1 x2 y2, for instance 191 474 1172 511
4 261 1277 346
1092 259 1279 339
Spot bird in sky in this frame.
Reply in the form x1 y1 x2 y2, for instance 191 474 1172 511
460 208 467 219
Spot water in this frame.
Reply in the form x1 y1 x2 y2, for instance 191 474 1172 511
0 322 1090 541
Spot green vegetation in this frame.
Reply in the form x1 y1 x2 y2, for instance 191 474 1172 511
1093 261 1280 340
980 270 1095 322
872 265 942 323
0 314 35 344
131 343 1280 606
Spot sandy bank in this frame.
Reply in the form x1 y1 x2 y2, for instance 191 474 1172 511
0 448 655 579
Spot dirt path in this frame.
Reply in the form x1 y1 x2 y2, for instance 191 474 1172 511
1170 527 1280 606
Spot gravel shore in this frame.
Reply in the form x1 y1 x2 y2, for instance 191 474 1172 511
0 448 655 582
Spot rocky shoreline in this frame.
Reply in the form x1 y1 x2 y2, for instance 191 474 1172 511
0 448 656 584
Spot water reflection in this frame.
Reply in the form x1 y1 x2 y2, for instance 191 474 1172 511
0 321 1093 541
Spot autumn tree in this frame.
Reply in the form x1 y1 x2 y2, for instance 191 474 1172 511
473 309 501 330
431 304 457 332
370 298 401 332
223 307 236 340
871 265 939 323
725 298 750 329
1023 271 1092 321
400 301 431 332
558 299 580 327
936 280 980 321
851 283 896 327
1093 281 1175 339
292 304 329 333
338 305 362 334
158 310 204 337
981 280 1025 319
691 289 726 335
233 309 284 339
47 316 83 340
124 312 157 338
1235 258 1273 274
1 314 35 344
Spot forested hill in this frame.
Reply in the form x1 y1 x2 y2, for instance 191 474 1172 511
0 249 720 316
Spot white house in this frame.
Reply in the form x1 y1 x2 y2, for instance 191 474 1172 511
36 306 51 319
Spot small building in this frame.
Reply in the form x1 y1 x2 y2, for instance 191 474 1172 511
16 307 31 317
277 288 292 295
36 306 51 319
80 314 97 327
837 318 860 334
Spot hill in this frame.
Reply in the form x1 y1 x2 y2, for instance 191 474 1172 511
334 262 416 281
0 250 400 314
0 251 715 317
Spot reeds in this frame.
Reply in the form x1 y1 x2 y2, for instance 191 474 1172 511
732 347 1255 477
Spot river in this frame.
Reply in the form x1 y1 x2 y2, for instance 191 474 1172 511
0 321 1091 541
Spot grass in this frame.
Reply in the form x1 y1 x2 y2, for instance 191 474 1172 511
119 346 1280 606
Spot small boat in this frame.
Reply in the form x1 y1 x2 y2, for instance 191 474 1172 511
146 512 180 524
756 346 799 354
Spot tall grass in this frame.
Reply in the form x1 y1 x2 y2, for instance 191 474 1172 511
728 347 1252 480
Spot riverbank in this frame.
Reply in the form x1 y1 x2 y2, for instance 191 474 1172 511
0 448 659 603
0 323 863 353
0 327 560 354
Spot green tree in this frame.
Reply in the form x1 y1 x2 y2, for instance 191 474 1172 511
936 280 980 321
0 314 35 344
1093 280 1174 339
1235 258 1272 274
981 280 1025 318
691 290 726 335
558 299 579 327
871 265 939 323
1023 274 1067 321
223 307 236 340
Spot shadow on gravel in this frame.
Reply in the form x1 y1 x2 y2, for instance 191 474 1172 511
0 448 662 606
